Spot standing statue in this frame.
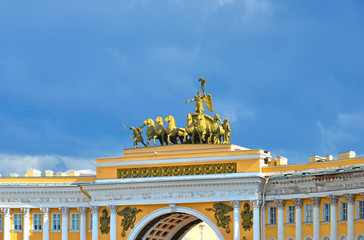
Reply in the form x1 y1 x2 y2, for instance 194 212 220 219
99 209 110 234
129 126 147 148
222 118 231 144
198 76 208 95
185 92 214 114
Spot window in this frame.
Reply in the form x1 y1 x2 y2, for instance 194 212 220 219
305 237 313 240
304 204 313 223
268 207 277 225
358 200 364 219
340 202 347 221
33 214 42 230
89 213 92 230
0 214 2 231
52 214 61 230
71 214 80 230
322 236 330 240
339 236 347 240
323 203 330 222
357 234 364 240
287 205 295 224
13 214 22 230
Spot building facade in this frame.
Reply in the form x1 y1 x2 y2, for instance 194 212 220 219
0 144 364 240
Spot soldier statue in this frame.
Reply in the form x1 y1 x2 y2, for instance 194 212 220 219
129 126 147 148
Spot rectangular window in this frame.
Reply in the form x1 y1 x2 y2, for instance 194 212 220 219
13 214 22 230
340 202 348 221
0 214 2 231
287 205 295 223
89 213 92 230
268 207 277 225
323 203 330 222
358 200 364 219
71 214 80 230
52 214 61 230
304 204 313 223
33 214 42 230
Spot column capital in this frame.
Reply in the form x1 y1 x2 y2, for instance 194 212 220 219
108 205 118 214
78 207 88 214
311 197 321 207
345 194 355 204
1 207 11 216
293 198 303 208
328 195 338 205
59 207 70 215
90 206 100 213
231 200 241 208
251 199 262 208
21 207 31 217
40 207 50 215
274 199 285 209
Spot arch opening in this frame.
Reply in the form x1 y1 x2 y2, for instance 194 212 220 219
128 207 225 240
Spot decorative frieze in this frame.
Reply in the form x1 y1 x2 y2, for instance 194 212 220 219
117 163 236 178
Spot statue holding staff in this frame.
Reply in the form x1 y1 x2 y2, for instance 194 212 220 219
186 77 214 114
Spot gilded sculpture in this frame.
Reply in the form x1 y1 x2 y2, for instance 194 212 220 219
124 77 232 147
117 207 142 237
99 209 110 234
206 203 234 233
241 202 253 231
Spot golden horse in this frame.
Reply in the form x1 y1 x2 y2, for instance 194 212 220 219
164 115 186 144
141 118 157 146
211 114 225 144
185 113 197 143
153 116 168 145
196 113 211 144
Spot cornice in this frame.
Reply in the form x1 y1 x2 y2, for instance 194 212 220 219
93 153 270 168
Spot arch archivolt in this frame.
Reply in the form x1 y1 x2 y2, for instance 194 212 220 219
127 206 225 240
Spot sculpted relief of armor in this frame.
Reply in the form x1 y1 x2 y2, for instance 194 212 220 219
123 77 232 147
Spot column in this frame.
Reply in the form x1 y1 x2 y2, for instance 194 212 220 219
311 197 321 240
251 200 261 240
345 194 355 240
78 207 88 240
231 201 241 240
91 206 100 240
275 200 285 240
59 207 69 240
1 208 11 240
329 195 338 240
261 203 266 240
293 199 303 240
41 207 50 240
108 206 117 240
21 208 31 240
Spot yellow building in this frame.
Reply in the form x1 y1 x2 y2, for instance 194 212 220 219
0 144 364 240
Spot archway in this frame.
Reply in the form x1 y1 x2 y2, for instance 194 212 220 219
127 206 225 240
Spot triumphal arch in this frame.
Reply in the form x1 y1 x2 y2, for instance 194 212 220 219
1 77 364 240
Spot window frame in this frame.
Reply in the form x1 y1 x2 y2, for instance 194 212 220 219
70 213 80 230
52 213 61 231
0 213 2 231
357 200 364 219
13 213 22 230
32 213 42 231
268 206 277 225
304 204 313 223
322 203 330 222
340 202 348 221
287 205 295 224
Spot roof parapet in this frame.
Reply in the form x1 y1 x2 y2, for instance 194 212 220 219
338 151 356 160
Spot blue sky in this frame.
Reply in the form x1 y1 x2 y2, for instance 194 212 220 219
0 0 363 176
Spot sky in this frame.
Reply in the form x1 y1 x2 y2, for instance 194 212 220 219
0 0 364 176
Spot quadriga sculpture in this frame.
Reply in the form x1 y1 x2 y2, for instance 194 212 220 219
164 115 186 144
196 113 211 144
185 113 197 144
211 113 225 144
153 116 168 145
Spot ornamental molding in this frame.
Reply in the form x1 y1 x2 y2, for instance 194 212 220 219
266 170 364 196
